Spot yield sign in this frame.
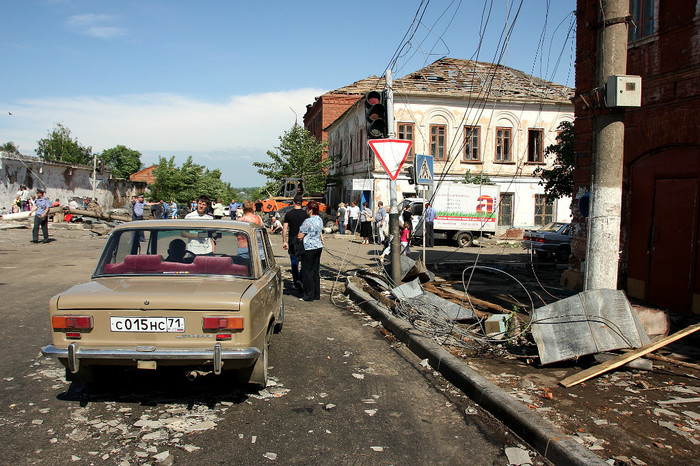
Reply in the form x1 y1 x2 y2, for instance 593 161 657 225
367 139 412 181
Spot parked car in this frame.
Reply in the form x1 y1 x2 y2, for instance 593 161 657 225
41 219 283 389
522 222 572 261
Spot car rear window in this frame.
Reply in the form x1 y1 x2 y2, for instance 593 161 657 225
95 228 253 277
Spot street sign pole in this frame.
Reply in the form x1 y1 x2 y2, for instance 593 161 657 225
385 70 401 285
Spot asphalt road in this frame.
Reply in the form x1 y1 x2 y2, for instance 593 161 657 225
0 223 534 465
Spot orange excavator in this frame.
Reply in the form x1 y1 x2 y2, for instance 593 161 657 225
260 178 329 213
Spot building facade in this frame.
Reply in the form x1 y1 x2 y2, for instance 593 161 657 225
323 58 574 233
570 0 700 313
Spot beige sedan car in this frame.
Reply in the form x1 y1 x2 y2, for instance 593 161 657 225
41 219 283 389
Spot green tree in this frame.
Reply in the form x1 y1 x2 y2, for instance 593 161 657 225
149 156 228 203
534 121 574 202
253 124 330 195
1 141 22 155
100 145 142 178
36 123 93 165
463 169 494 185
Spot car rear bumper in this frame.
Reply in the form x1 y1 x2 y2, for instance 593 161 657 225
41 343 260 375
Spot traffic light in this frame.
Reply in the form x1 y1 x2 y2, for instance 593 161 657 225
407 166 415 184
365 91 387 139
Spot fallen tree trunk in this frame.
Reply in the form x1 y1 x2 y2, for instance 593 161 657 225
66 207 131 223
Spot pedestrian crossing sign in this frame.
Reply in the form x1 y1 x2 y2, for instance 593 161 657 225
415 154 434 185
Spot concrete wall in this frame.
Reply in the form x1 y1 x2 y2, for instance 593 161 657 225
1 153 147 211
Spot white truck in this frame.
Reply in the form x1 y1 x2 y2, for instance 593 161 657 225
401 183 500 247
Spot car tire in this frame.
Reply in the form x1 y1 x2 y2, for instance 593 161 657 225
454 232 473 248
325 220 336 229
246 326 271 390
556 245 571 262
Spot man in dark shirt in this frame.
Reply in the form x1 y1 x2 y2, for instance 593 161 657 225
282 195 309 292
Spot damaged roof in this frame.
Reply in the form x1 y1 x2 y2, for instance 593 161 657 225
323 57 573 104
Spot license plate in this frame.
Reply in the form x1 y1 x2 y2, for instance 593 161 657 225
110 317 185 333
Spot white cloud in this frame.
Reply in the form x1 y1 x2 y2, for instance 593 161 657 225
67 14 126 38
1 88 326 185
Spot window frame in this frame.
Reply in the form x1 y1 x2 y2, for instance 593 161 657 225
463 125 481 162
534 194 554 227
495 127 512 163
430 124 447 161
629 0 655 42
498 193 514 226
397 122 415 163
527 128 544 164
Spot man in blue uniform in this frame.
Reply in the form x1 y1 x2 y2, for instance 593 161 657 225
31 188 52 243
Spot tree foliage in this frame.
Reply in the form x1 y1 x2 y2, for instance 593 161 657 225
36 123 93 165
463 169 494 185
1 141 22 155
100 145 142 179
149 156 228 203
253 124 330 195
534 121 575 202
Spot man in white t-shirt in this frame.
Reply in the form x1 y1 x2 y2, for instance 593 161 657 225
183 194 214 254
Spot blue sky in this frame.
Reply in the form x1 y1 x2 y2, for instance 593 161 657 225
1 0 576 187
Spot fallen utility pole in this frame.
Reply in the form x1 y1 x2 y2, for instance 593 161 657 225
584 0 629 290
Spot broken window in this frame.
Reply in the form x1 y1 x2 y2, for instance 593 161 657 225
495 127 511 162
430 124 447 160
528 129 544 163
629 0 655 42
398 123 415 162
534 194 554 226
463 126 480 161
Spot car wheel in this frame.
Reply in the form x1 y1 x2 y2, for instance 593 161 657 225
325 220 336 229
556 245 571 262
454 232 473 247
247 326 271 390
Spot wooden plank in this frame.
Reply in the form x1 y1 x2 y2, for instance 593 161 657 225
643 352 700 372
560 322 700 388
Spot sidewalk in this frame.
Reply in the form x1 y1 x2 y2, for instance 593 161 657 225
326 232 700 466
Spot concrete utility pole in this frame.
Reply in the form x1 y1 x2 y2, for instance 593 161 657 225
385 70 401 285
584 0 629 290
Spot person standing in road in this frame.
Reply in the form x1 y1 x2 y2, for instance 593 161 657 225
239 200 263 226
402 203 413 235
212 198 224 219
348 201 360 235
229 199 237 220
170 201 178 219
374 201 387 245
30 188 52 243
297 201 324 301
425 202 436 247
17 185 29 211
336 203 346 235
282 195 309 292
360 202 373 244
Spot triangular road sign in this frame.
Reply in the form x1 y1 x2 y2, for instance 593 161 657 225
368 139 412 181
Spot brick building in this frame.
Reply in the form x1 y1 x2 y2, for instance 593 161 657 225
570 0 700 313
303 77 382 147
129 165 158 185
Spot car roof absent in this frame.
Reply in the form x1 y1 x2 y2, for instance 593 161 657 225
112 219 264 234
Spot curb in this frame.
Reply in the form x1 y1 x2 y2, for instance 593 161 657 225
345 278 606 466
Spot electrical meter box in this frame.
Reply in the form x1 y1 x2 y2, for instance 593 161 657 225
606 75 642 107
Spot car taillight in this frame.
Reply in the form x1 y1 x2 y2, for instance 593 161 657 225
537 238 546 243
52 316 93 330
202 317 243 331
